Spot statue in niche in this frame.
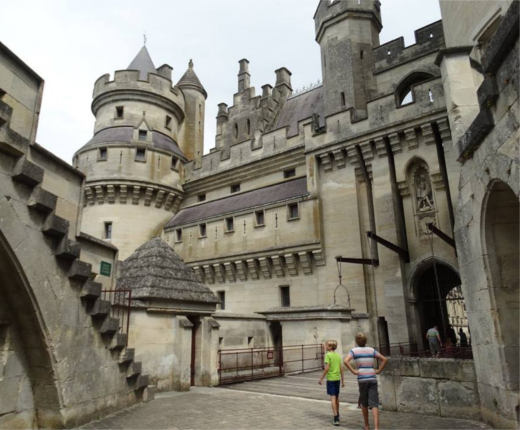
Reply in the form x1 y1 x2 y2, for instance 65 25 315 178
414 165 435 212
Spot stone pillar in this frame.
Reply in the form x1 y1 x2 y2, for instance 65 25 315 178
200 316 220 387
172 316 193 392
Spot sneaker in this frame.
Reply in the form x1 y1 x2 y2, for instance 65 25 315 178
333 416 339 426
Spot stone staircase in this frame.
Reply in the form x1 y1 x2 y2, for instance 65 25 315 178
0 99 155 407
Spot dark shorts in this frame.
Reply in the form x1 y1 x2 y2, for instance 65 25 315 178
429 340 440 354
327 380 341 397
358 380 379 409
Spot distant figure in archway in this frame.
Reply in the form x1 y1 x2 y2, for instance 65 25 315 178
446 324 457 346
426 325 442 357
459 328 468 347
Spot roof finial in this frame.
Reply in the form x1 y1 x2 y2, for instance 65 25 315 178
143 32 147 45
189 59 194 69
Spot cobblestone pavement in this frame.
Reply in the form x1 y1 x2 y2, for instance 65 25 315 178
81 372 490 430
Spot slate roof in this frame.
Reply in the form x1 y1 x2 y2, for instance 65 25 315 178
275 86 325 137
128 46 158 80
177 60 207 97
166 177 308 229
78 127 186 159
117 237 219 304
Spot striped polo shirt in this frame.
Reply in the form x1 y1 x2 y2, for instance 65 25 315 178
348 347 380 382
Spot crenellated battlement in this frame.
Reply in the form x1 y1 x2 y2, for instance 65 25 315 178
373 20 445 73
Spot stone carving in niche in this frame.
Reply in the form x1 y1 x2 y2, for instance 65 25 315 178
409 161 438 236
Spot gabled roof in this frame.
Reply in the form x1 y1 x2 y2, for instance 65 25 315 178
177 60 207 98
165 177 308 229
117 237 218 304
128 46 157 80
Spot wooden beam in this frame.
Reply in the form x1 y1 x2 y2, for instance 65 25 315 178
335 256 379 266
427 223 457 250
366 231 410 263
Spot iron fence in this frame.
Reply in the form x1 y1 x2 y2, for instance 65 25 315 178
101 289 132 345
218 343 324 385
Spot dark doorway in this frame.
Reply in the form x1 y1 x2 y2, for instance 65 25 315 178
188 316 201 387
269 321 283 366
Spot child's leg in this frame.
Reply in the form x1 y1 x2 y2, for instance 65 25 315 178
330 395 338 416
372 407 380 430
361 406 370 430
335 396 340 416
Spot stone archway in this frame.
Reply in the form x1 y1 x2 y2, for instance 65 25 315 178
0 230 63 429
482 180 519 392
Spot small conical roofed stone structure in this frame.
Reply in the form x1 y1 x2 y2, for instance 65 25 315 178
117 237 218 304
177 59 207 98
128 45 158 80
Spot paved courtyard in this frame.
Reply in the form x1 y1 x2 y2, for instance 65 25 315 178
81 371 490 429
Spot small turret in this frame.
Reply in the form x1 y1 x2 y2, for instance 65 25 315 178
238 59 251 92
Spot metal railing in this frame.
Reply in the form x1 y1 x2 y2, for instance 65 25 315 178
218 343 324 385
101 289 132 345
380 342 473 360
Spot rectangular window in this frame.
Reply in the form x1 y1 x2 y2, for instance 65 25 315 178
135 148 146 161
341 92 346 107
217 291 226 310
280 286 290 308
199 223 207 238
225 217 234 232
288 203 299 220
138 130 148 141
165 115 172 128
171 156 178 170
116 106 124 118
175 229 182 242
230 184 241 193
248 336 254 346
99 147 108 161
255 210 265 226
284 168 296 179
104 222 113 239
198 194 206 203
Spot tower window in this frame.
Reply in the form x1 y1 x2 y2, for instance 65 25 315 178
171 156 179 170
165 115 172 129
234 123 239 139
360 50 364 60
231 184 241 193
225 217 234 232
104 222 113 240
341 92 346 107
199 223 207 238
115 106 124 118
284 168 296 179
198 194 206 202
138 130 148 141
255 210 265 227
217 291 226 310
135 148 146 161
247 119 251 136
280 286 290 308
324 55 326 68
99 147 107 161
175 229 182 242
288 203 299 220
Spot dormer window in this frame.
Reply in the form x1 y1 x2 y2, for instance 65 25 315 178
135 148 146 162
165 115 172 129
199 223 207 238
138 130 148 141
115 106 124 119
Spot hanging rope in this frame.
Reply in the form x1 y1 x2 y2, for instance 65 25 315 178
427 224 448 340
334 259 351 308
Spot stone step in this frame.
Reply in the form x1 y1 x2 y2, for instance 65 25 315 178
28 186 57 214
68 260 92 281
0 100 13 128
87 299 111 318
80 279 102 300
119 348 135 364
134 374 149 390
42 214 69 238
53 238 81 261
109 333 128 350
126 361 142 378
99 317 119 334
12 159 44 187
142 384 156 402
0 127 27 157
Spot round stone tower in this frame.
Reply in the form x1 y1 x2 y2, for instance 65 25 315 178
74 46 206 260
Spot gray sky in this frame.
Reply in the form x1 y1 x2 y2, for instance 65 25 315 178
0 0 441 164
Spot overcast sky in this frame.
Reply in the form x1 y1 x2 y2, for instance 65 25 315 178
0 0 441 164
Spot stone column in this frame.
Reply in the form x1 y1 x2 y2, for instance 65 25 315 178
172 316 193 392
199 316 220 387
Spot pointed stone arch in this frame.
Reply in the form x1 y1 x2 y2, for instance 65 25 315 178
395 70 436 106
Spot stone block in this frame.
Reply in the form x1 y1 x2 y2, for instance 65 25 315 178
419 358 476 382
395 377 440 415
380 374 397 411
42 214 69 238
87 299 111 318
142 385 156 402
99 317 119 334
0 127 28 157
67 260 92 281
54 238 81 261
438 380 480 420
134 374 149 389
80 279 102 300
109 333 128 350
11 159 43 187
119 348 135 364
27 186 57 214
126 361 142 378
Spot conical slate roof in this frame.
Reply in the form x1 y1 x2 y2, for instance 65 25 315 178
128 46 157 80
117 237 218 304
177 60 207 97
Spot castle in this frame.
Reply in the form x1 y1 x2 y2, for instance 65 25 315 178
0 0 517 428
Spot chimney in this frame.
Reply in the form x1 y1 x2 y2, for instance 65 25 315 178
157 64 173 80
275 67 293 97
238 59 251 92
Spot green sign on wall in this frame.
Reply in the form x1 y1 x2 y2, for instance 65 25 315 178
100 261 112 277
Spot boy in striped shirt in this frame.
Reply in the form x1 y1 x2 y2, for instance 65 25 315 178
344 333 388 430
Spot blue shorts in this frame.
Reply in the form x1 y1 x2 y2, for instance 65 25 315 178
327 380 341 397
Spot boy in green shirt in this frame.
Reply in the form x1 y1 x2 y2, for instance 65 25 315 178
319 339 345 426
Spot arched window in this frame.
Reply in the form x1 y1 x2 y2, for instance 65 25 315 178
395 71 436 107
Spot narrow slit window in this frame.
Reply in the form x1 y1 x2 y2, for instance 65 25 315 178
217 291 226 310
104 222 113 240
248 336 254 346
255 210 265 226
231 184 241 193
429 89 434 103
341 92 346 107
176 229 182 242
198 194 206 202
288 203 299 220
284 168 296 179
360 50 364 60
138 130 148 141
234 123 239 139
115 106 124 118
135 148 146 161
388 50 391 56
199 223 207 238
225 217 234 232
280 286 290 308
165 115 172 128
247 119 251 136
